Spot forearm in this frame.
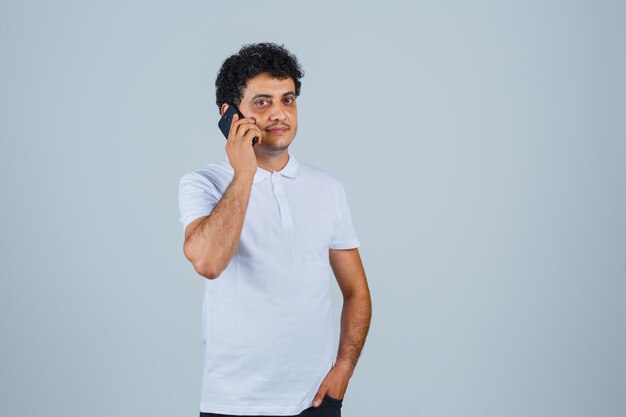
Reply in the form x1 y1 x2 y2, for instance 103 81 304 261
183 173 254 278
335 290 372 373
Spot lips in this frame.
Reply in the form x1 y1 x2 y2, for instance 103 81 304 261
266 126 289 133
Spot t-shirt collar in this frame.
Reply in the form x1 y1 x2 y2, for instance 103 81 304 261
221 152 300 184
253 152 300 183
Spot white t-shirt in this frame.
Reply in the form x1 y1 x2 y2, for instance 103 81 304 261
178 152 361 416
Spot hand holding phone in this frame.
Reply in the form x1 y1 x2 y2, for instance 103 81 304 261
219 104 263 178
219 104 258 146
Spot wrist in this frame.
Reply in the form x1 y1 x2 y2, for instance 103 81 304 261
334 359 356 375
233 171 255 183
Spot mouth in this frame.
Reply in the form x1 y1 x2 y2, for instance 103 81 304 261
266 126 290 134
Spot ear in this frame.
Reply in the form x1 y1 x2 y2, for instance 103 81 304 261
220 103 229 116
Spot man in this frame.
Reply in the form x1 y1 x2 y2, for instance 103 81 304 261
178 43 372 417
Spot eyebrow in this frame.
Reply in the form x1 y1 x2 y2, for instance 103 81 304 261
249 91 296 101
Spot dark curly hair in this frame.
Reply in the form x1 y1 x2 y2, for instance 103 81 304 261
215 42 304 112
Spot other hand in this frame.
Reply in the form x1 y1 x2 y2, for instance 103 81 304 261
311 361 354 407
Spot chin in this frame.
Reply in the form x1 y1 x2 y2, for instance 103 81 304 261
264 142 291 152
263 135 295 149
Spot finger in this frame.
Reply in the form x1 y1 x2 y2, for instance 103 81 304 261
312 389 326 408
248 125 263 141
232 117 256 128
226 113 239 140
236 124 262 142
243 129 259 145
230 119 253 141
235 125 258 142
234 116 255 123
232 118 257 138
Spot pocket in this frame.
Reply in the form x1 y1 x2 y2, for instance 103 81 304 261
323 394 343 406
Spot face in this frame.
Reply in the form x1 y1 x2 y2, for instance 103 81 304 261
223 72 298 153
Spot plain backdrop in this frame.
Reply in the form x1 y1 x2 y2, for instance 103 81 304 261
1 1 625 416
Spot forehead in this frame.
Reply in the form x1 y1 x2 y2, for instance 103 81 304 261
242 73 295 97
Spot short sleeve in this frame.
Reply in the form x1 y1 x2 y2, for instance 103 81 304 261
329 182 361 249
178 172 221 235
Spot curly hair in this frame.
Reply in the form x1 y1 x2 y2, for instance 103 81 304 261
215 43 304 111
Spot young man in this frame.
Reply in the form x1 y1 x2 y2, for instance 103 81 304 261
178 43 372 417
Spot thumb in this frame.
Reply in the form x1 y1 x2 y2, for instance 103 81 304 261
312 389 326 408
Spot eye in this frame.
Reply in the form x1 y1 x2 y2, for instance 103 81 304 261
255 99 269 106
284 96 296 104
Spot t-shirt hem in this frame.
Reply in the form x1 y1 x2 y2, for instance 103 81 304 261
329 239 361 250
199 401 311 416
181 211 213 233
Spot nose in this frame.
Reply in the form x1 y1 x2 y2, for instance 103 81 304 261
268 101 288 122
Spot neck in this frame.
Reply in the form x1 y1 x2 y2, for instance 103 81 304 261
255 149 290 173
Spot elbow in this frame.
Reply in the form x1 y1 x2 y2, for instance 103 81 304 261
184 245 221 280
193 260 222 280
344 286 372 303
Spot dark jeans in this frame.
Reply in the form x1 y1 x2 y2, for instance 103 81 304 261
200 394 343 417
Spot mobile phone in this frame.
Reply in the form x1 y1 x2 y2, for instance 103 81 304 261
218 104 258 146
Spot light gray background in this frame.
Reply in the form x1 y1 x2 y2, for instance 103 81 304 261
1 1 625 416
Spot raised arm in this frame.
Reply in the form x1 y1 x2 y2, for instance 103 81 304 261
183 172 254 279
183 112 262 279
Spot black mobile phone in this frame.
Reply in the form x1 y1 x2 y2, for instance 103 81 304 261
218 104 258 146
